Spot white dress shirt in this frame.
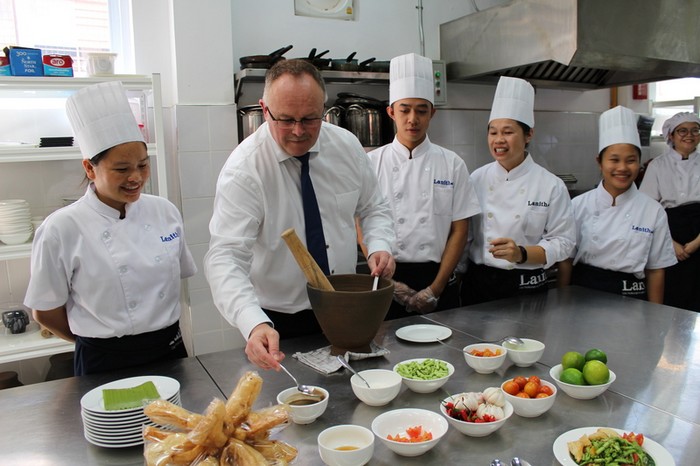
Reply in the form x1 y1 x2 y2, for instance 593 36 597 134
571 182 677 278
368 136 481 263
639 147 700 208
469 154 575 269
204 122 394 340
24 184 197 338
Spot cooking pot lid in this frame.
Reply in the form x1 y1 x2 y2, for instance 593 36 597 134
239 104 263 112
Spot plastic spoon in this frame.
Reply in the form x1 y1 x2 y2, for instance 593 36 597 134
336 355 371 388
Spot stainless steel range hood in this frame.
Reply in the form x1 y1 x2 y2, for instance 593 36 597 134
440 0 700 89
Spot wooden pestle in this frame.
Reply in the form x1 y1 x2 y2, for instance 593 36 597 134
281 228 335 291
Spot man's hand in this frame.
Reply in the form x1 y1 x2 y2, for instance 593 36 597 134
367 251 395 279
245 323 285 370
393 281 417 306
406 287 438 314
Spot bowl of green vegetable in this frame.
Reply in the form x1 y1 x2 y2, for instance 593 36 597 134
393 358 454 394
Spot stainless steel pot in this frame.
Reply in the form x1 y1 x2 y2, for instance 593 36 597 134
323 106 342 126
345 104 383 147
238 105 264 140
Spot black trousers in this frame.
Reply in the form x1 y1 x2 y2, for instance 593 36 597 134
74 321 187 376
263 308 322 340
665 203 700 311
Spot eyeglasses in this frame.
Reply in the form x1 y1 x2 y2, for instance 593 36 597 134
266 107 323 129
675 127 700 137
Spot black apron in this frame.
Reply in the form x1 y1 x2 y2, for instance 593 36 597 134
74 321 187 376
664 202 700 311
262 308 322 340
461 261 549 306
572 263 647 300
385 262 460 320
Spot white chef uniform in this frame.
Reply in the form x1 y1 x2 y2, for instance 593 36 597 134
204 122 394 341
469 155 575 270
639 147 700 209
571 182 676 278
368 136 480 262
25 185 197 338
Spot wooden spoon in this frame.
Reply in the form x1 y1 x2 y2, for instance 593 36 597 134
281 228 334 291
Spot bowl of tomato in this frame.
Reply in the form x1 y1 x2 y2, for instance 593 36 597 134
463 343 507 374
370 408 448 457
501 376 557 417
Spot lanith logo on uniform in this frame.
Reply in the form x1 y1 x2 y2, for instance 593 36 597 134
631 225 654 234
433 179 453 186
622 280 646 292
527 200 549 207
160 232 180 242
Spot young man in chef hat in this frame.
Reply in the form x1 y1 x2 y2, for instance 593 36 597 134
558 105 676 303
24 81 196 375
362 52 481 318
462 76 575 305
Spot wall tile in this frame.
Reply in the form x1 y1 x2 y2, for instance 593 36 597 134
176 106 210 151
187 243 210 291
182 197 214 245
208 106 238 151
193 330 225 355
188 288 224 334
179 151 215 199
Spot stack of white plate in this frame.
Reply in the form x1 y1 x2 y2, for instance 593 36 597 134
80 375 181 448
0 199 33 245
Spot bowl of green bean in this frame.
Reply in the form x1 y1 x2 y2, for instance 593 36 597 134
393 358 454 394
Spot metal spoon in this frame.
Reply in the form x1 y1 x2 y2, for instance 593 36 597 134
336 355 371 388
279 363 316 396
511 457 522 466
490 459 503 466
494 336 524 346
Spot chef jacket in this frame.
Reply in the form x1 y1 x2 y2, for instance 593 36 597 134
639 147 700 208
469 154 575 269
204 122 395 341
24 184 197 338
367 136 481 263
571 182 677 278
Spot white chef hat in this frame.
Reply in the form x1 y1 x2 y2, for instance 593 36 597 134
389 53 434 105
661 112 700 147
489 76 535 128
598 105 640 153
66 81 144 160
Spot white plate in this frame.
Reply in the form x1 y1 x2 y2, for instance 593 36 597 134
84 432 144 448
553 427 675 466
80 375 180 414
396 324 452 343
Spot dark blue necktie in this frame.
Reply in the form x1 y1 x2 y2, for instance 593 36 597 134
298 152 330 275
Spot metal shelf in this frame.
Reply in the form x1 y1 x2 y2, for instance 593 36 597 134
0 143 158 163
0 75 153 90
234 68 389 103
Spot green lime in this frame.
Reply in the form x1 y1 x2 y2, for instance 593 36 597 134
585 348 608 364
562 351 586 371
582 360 610 385
560 367 586 385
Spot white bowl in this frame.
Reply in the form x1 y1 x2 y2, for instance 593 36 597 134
0 231 32 245
500 379 557 417
393 358 454 394
463 343 508 374
371 408 448 457
549 364 616 400
439 395 513 437
501 338 545 367
351 369 402 406
276 386 329 424
318 424 374 466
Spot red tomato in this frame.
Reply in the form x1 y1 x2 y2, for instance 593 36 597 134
516 392 531 398
503 381 520 396
527 375 541 386
538 385 554 396
535 392 550 399
513 376 528 389
523 381 539 398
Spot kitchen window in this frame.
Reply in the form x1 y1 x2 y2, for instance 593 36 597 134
650 77 700 136
0 0 133 75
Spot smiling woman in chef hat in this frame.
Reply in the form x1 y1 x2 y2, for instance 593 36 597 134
640 111 700 310
462 76 576 306
558 105 676 303
24 81 197 376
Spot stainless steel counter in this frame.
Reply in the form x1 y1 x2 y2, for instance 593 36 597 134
0 286 697 465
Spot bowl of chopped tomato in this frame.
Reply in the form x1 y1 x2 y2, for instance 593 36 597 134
463 343 507 374
370 408 448 457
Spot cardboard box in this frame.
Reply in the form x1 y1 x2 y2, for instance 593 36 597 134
43 54 73 77
0 57 10 76
4 46 44 76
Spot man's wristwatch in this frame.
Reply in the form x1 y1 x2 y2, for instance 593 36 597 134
516 245 528 264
